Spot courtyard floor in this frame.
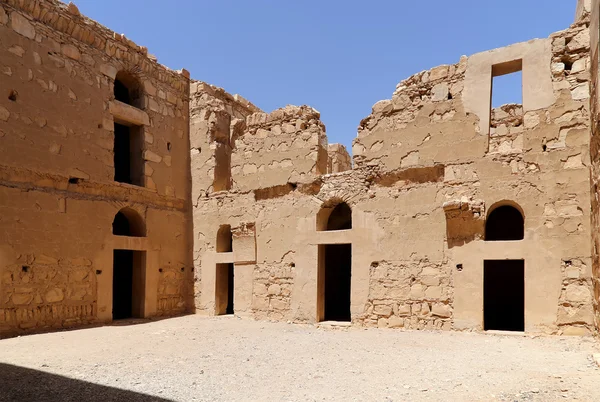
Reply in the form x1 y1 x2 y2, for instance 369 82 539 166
0 316 599 401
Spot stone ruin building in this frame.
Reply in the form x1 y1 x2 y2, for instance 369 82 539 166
2 0 600 337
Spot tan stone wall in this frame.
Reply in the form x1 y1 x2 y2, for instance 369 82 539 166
327 143 351 173
193 14 595 335
0 0 193 336
231 105 328 192
590 0 600 331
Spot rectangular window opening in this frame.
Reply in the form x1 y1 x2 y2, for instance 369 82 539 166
489 60 524 152
114 123 144 186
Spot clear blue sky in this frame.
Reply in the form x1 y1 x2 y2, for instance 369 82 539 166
73 0 575 151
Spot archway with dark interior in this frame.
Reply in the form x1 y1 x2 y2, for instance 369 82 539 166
485 204 524 241
216 225 234 315
112 208 146 237
114 71 142 108
317 202 352 322
483 203 525 331
111 208 146 320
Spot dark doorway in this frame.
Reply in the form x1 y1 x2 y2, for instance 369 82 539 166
114 123 144 186
319 244 351 322
112 250 145 320
486 205 524 241
216 263 234 315
484 259 524 331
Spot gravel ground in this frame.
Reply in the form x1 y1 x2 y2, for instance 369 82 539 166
1 315 599 401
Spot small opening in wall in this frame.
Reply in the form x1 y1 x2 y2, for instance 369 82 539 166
167 142 172 151
542 144 547 152
561 56 573 72
96 270 102 275
159 268 163 273
114 71 143 108
370 262 379 268
456 263 463 271
290 262 296 268
68 177 81 184
21 266 29 273
8 90 17 101
447 92 453 100
180 267 185 272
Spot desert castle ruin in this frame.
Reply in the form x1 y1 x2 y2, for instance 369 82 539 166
1 0 600 337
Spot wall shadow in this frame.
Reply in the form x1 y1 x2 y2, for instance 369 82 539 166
0 363 173 401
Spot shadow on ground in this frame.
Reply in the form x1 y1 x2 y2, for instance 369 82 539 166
0 363 172 402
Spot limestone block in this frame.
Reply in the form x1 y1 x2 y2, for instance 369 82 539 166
8 45 24 57
144 150 162 163
45 288 64 303
61 44 81 60
0 7 7 25
564 284 591 303
429 65 449 81
109 101 150 126
0 106 9 121
566 30 589 52
571 84 589 100
10 12 35 39
431 303 451 318
373 304 393 317
571 58 587 74
388 315 404 328
100 64 118 79
12 293 33 305
431 83 449 102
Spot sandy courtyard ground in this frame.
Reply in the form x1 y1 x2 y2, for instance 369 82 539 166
0 315 599 401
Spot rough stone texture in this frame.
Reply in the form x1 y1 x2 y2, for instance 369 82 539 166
0 0 193 336
327 143 352 173
2 0 600 340
192 5 596 336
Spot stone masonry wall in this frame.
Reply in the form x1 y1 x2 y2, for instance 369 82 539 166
0 0 193 336
194 12 595 335
231 105 328 192
327 143 351 173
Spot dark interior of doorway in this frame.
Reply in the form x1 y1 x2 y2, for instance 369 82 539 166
323 244 351 322
484 259 524 331
216 263 234 315
113 250 144 320
113 249 134 320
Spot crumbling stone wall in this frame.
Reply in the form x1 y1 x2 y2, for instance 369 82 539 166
0 0 193 336
231 105 328 192
192 6 596 335
327 143 351 173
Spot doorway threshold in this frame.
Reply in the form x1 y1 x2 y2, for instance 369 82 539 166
484 329 526 337
318 321 352 328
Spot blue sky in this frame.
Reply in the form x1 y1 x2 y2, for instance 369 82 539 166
73 0 575 151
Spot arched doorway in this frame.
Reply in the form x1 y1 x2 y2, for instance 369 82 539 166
317 202 352 322
484 203 525 331
112 208 146 320
216 225 234 315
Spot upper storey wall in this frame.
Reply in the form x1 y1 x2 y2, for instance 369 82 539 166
189 81 328 196
0 0 190 200
231 105 328 192
353 22 591 174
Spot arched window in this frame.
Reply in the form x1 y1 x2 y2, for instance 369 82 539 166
114 71 143 108
112 208 146 237
317 202 352 231
485 204 524 241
